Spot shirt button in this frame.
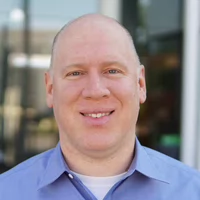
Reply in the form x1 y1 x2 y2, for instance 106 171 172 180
68 173 73 179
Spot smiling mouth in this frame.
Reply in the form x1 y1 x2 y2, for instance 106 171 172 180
80 111 115 118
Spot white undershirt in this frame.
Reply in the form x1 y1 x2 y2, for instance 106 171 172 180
72 171 127 200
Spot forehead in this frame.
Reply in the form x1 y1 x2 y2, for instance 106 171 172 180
53 18 137 67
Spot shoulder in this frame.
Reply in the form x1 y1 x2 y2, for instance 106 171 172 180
144 146 199 174
0 148 54 187
144 146 200 186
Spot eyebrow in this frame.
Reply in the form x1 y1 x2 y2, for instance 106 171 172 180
100 61 128 71
60 64 84 74
60 61 128 74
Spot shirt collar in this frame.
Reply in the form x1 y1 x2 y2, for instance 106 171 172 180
37 142 70 190
38 138 170 189
127 138 170 184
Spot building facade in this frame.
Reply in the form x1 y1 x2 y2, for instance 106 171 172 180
0 0 199 172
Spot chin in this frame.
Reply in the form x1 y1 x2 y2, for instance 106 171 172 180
83 137 117 152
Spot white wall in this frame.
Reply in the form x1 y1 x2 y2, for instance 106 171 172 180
99 0 122 22
181 0 200 169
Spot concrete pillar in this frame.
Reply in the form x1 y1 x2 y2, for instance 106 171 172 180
180 0 200 168
99 0 122 22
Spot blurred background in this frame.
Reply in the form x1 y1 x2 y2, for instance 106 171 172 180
0 0 200 173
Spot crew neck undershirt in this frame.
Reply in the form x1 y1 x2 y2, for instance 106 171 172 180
72 171 127 200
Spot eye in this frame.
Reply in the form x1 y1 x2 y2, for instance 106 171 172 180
67 71 85 77
104 69 122 75
108 69 119 74
103 68 125 78
71 71 81 76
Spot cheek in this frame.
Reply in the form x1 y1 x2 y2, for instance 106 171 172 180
53 80 83 103
111 78 139 101
53 81 83 125
111 79 140 122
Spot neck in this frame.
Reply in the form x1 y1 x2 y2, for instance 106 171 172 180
60 136 136 177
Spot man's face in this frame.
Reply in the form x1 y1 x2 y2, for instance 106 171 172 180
45 23 146 156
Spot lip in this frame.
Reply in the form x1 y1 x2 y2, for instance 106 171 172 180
80 110 115 126
79 109 115 115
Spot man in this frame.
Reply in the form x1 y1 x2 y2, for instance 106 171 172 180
0 14 200 200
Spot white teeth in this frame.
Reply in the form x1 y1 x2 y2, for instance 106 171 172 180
97 113 101 118
91 114 96 118
86 112 110 118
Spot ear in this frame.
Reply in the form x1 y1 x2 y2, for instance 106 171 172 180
45 71 53 108
138 65 146 104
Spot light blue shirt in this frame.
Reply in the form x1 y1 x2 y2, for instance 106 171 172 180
0 138 200 200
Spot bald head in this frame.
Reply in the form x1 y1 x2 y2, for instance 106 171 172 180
49 14 140 73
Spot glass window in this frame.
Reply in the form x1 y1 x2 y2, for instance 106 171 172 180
122 0 182 160
0 0 98 172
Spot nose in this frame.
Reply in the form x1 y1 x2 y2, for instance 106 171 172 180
81 72 110 100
